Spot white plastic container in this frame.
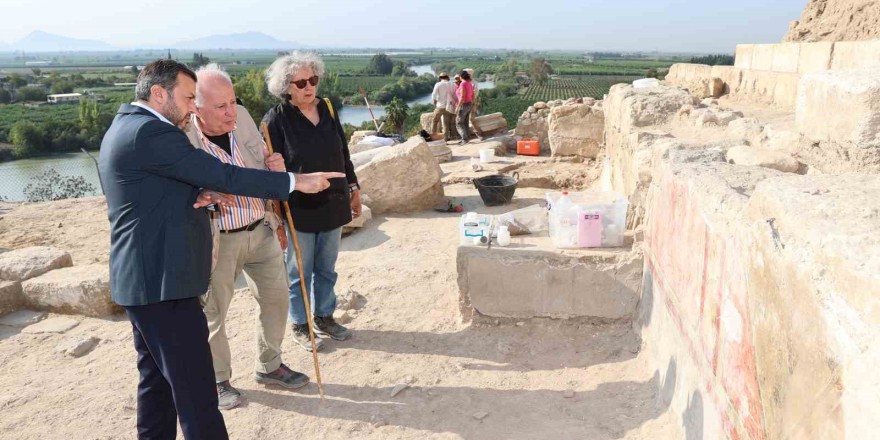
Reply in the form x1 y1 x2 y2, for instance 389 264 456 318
546 190 628 248
633 78 660 89
496 225 511 247
459 213 492 246
479 148 495 163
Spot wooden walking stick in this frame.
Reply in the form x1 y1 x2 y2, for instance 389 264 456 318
260 122 325 400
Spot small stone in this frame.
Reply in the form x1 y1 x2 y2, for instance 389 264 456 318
390 383 409 397
563 390 576 398
516 322 525 327
56 336 100 357
0 310 47 327
527 106 536 114
21 317 79 334
534 101 547 110
473 411 490 420
369 415 387 427
494 320 500 326
333 310 352 325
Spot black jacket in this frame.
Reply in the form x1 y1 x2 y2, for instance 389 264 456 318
99 104 290 306
262 97 358 233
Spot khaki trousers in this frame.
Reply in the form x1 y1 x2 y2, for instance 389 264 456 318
202 223 289 383
431 107 456 141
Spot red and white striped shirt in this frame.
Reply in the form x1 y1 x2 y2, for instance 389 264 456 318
194 125 266 231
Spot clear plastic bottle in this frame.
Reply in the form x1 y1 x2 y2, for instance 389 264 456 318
553 192 577 247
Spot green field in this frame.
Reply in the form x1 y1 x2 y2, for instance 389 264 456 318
519 75 640 101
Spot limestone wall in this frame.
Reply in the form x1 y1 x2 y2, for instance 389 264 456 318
605 77 880 440
666 40 880 112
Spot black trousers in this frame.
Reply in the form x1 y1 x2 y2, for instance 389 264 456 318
125 297 228 440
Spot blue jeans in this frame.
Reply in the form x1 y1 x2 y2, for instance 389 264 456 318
285 227 342 325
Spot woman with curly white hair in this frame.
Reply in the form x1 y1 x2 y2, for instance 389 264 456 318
262 51 360 351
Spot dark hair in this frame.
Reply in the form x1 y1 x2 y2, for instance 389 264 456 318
439 74 449 80
135 59 197 101
459 70 471 81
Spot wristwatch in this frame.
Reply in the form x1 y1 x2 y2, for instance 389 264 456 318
347 183 360 193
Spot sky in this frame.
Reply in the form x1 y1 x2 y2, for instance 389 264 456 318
0 0 808 53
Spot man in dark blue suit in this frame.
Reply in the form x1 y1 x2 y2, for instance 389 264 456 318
99 59 344 440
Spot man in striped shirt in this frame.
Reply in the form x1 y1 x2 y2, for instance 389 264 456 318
184 64 305 411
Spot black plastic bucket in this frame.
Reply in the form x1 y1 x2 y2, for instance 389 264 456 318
473 173 519 206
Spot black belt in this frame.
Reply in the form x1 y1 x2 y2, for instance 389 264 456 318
219 218 265 234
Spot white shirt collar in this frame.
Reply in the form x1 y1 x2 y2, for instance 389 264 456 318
131 102 173 125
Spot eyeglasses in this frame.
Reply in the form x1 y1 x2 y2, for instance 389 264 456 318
290 75 320 89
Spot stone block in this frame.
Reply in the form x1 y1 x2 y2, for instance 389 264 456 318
0 310 45 327
796 70 880 147
343 204 372 232
734 44 754 69
711 66 743 95
665 64 723 98
355 137 444 214
349 130 378 146
642 162 782 440
734 70 800 111
752 44 776 71
0 246 73 282
457 235 642 320
56 336 100 357
745 175 880 440
830 40 880 71
21 317 79 334
547 104 603 158
725 146 800 173
472 112 508 137
21 264 120 317
798 42 833 74
420 112 435 132
771 43 801 73
0 281 23 316
350 145 392 169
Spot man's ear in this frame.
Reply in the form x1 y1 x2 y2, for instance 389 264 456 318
150 84 167 103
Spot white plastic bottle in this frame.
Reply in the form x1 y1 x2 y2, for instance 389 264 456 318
497 225 511 247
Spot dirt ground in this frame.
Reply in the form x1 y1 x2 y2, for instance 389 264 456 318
0 179 683 439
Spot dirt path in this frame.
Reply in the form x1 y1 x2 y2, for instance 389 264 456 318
0 185 683 439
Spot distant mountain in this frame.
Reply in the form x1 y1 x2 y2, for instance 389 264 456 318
174 32 303 50
12 31 115 52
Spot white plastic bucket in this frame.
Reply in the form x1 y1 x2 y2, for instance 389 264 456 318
479 148 495 163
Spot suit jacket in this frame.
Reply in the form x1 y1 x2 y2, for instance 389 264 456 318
184 105 282 271
99 104 290 306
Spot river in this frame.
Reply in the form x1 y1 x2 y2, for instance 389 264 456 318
0 152 102 201
338 65 495 127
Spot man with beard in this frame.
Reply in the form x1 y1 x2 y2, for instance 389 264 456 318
99 59 343 440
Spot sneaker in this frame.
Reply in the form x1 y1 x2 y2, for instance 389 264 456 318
315 315 352 341
255 364 310 389
291 323 325 352
216 381 243 411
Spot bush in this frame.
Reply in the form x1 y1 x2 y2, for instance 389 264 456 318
16 86 47 102
22 169 97 202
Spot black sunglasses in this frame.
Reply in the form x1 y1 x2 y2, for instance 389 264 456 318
290 75 320 89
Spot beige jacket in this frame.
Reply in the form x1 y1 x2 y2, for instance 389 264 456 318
185 105 283 271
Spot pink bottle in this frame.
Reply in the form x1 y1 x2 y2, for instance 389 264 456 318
577 209 603 248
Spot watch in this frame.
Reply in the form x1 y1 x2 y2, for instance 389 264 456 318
347 183 360 193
